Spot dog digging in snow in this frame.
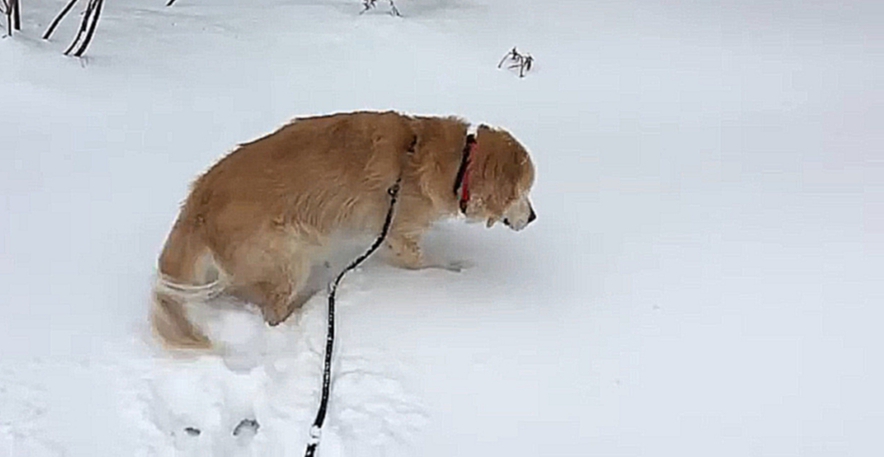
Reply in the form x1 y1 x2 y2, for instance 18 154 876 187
151 111 537 350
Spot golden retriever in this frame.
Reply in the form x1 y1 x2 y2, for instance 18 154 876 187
151 111 536 349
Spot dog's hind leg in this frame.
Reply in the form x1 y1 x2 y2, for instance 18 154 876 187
223 233 314 327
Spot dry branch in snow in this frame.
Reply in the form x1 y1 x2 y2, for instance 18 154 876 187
498 47 534 78
361 0 401 17
42 0 104 57
2 0 21 36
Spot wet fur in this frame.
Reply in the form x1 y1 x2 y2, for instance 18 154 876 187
151 111 535 350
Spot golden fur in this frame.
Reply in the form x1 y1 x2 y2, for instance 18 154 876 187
151 111 536 349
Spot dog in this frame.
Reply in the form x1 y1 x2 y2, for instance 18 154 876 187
151 111 537 349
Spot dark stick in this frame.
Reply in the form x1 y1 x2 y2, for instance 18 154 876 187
521 56 533 77
63 0 94 55
62 1 89 54
498 46 533 78
43 0 80 40
10 0 19 30
71 0 103 57
498 47 518 68
4 0 11 36
166 0 178 6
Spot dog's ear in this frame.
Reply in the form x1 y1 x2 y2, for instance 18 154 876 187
472 126 534 221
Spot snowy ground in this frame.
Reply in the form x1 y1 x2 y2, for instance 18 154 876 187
2 0 882 455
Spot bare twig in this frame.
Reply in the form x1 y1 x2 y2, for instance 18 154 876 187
514 54 533 77
497 46 534 78
166 0 178 6
42 0 104 56
10 0 19 31
2 0 11 36
498 47 519 69
63 0 92 55
70 0 102 56
43 0 80 40
63 0 103 57
361 0 401 17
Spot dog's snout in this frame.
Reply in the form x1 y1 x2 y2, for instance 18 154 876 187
527 207 536 224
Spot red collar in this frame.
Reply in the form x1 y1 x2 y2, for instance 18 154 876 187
454 134 477 214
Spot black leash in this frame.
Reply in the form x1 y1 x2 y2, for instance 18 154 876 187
304 178 402 457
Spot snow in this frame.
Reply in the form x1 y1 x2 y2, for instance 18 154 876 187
2 0 882 455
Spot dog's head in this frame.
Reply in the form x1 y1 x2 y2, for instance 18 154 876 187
463 125 536 231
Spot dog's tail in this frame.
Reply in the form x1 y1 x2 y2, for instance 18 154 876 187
150 218 221 350
151 275 220 350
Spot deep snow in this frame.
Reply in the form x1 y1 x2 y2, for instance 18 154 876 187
1 0 882 456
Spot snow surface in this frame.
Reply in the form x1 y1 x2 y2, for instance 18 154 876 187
2 0 883 455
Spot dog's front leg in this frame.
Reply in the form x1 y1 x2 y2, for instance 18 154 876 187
384 234 469 272
384 234 425 270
